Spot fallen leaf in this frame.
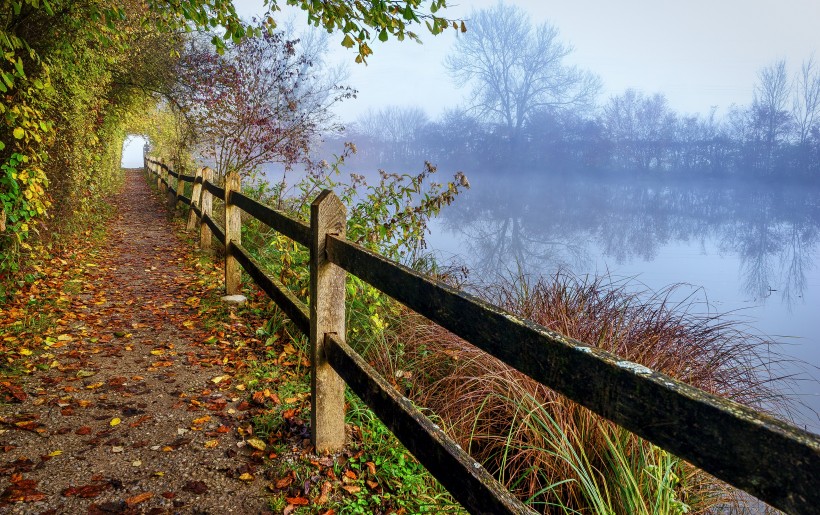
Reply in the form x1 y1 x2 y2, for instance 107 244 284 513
48 450 62 457
274 476 293 489
62 483 109 498
238 472 254 481
182 481 208 494
76 370 96 378
204 440 218 449
109 418 121 426
125 491 153 507
315 481 333 505
286 496 309 505
341 485 361 494
246 437 266 451
192 415 211 426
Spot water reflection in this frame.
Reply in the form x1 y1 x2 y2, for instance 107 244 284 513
440 173 820 307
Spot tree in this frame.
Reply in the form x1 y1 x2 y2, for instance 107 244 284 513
750 60 792 172
602 90 676 170
792 56 820 146
444 2 599 147
178 29 352 177
355 106 429 163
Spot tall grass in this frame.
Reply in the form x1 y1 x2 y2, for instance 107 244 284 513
359 271 791 513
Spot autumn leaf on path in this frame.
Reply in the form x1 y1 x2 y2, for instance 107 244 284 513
125 491 153 507
62 483 110 498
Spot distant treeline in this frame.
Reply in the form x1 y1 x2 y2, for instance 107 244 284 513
322 93 819 180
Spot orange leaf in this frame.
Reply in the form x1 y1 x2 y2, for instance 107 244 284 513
125 491 153 507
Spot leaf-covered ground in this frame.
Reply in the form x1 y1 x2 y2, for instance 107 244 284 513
0 169 288 513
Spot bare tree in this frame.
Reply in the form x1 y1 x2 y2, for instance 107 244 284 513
177 29 353 178
754 60 792 147
602 89 676 169
444 2 599 144
355 105 429 161
792 55 820 145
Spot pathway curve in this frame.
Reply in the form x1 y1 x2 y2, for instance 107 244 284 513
0 169 270 514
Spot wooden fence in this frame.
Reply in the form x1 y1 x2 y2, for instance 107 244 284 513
143 155 820 515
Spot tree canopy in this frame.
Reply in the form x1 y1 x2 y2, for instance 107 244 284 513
0 0 458 274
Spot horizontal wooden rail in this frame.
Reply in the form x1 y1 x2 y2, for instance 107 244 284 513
325 333 532 514
231 192 311 247
177 173 196 183
228 241 310 334
325 235 820 514
203 180 225 199
177 194 191 206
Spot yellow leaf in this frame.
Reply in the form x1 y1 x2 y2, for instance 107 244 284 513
238 472 254 481
246 437 266 451
110 418 121 426
192 415 210 426
211 375 229 384
86 382 103 389
57 334 72 341
18 348 32 356
204 440 218 449
150 349 164 356
48 450 62 457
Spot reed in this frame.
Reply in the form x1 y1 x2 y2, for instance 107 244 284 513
360 271 791 513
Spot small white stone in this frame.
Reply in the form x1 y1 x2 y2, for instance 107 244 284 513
132 460 142 467
221 294 247 305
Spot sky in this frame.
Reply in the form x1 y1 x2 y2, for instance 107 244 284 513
233 0 820 122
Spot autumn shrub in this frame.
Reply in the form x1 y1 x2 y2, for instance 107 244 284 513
359 272 790 514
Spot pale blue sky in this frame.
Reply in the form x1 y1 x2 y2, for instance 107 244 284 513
236 0 820 121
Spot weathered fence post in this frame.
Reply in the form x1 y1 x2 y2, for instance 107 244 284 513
166 161 177 208
224 170 241 295
160 160 168 194
173 160 182 207
187 167 203 232
200 167 213 253
310 190 347 454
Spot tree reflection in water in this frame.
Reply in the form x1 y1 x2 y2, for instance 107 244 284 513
439 172 819 309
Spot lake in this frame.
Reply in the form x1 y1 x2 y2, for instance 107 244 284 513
423 170 820 434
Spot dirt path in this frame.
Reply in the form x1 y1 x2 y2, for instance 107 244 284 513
0 169 271 514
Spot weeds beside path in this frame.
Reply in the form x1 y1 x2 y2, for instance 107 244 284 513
0 168 272 513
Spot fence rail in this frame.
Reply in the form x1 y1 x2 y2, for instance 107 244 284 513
143 154 820 515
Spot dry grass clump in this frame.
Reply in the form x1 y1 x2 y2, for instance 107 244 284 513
359 271 788 514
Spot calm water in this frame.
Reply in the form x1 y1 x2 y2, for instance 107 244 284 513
424 171 820 434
